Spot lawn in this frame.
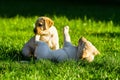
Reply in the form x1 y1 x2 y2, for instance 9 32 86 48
0 1 120 79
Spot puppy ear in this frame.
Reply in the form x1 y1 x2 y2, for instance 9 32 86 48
44 17 54 29
33 27 37 34
33 24 36 34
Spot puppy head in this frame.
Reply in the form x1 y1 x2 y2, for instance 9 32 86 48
77 37 100 62
34 16 54 35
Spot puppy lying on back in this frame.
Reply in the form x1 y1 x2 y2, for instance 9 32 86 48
22 16 59 58
34 26 100 62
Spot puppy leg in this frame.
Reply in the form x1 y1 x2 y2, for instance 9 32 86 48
63 26 71 43
34 34 41 57
35 34 40 42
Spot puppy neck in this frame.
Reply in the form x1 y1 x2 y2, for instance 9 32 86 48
49 25 54 29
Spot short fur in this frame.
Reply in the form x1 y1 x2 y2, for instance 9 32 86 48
34 26 100 62
22 16 59 58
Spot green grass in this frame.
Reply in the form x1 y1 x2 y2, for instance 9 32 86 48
0 2 120 79
0 15 120 80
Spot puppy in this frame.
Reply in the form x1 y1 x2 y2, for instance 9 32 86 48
33 16 59 49
22 16 59 58
34 26 100 62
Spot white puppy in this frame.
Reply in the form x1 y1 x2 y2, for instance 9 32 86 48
34 26 100 62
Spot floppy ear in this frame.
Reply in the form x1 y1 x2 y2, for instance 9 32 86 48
33 27 37 34
33 23 36 34
44 17 54 29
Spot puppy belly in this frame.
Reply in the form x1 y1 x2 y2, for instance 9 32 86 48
40 36 50 42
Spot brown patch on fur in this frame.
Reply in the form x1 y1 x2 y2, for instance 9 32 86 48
22 16 59 59
34 16 54 35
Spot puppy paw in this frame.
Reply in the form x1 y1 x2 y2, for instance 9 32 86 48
35 35 40 41
64 26 69 34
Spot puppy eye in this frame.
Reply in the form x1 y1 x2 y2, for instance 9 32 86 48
38 23 43 27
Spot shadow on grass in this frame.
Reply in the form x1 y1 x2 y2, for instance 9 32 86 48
0 0 120 25
0 45 27 61
91 32 120 38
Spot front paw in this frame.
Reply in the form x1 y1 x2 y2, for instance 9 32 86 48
64 26 69 33
35 35 40 41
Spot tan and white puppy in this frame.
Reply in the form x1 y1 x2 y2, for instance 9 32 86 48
22 16 59 58
34 16 59 49
34 26 100 62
